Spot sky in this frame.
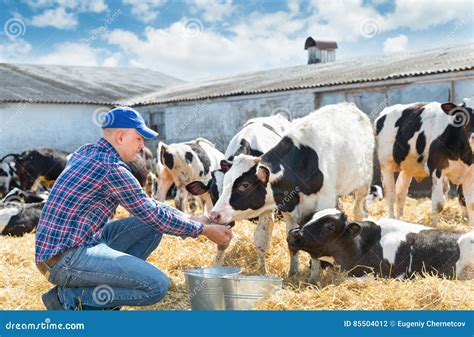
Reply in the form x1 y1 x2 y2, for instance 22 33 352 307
0 0 473 82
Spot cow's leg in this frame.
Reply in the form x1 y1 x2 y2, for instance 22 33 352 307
462 168 474 227
253 211 274 274
174 188 187 211
308 195 337 284
213 242 230 266
202 194 213 216
283 213 300 277
395 171 412 219
353 184 369 221
381 165 395 218
431 173 447 225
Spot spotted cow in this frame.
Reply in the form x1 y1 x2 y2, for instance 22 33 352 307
186 114 292 270
209 102 375 283
287 209 474 280
375 101 474 226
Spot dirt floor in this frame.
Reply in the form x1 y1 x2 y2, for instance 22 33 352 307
0 196 472 310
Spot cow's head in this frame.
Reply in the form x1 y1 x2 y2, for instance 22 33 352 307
286 209 361 259
209 154 274 224
441 101 474 150
159 141 213 187
186 158 231 203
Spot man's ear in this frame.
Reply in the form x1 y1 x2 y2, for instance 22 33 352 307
220 160 233 173
345 222 361 237
257 164 270 184
159 143 174 169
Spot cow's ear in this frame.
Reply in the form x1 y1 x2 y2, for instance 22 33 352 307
440 102 458 115
220 160 233 173
185 181 209 195
159 143 174 170
257 164 270 184
345 222 361 237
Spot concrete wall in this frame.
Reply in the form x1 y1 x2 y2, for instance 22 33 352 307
0 103 112 157
140 90 315 152
142 76 473 195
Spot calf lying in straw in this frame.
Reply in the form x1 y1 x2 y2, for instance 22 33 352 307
287 209 474 280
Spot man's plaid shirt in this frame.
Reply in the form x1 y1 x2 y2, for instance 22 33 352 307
35 138 203 263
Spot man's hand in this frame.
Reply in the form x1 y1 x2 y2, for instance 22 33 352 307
202 224 233 245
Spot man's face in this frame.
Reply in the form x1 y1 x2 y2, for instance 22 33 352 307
118 129 145 162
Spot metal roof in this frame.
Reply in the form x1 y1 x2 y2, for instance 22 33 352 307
304 37 338 50
128 43 474 106
0 63 184 105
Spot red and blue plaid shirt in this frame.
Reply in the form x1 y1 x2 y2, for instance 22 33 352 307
35 138 203 263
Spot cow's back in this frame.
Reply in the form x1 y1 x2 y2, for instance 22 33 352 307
285 102 374 196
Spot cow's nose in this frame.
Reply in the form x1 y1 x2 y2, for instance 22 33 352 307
209 211 221 223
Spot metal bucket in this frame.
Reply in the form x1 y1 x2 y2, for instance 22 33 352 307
222 275 283 310
184 267 240 310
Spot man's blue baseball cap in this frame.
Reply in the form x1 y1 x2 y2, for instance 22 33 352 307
102 106 158 139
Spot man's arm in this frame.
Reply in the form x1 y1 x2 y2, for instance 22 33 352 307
104 163 204 238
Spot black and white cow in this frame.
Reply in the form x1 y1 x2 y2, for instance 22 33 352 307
2 148 70 191
155 138 225 213
287 209 474 280
210 102 375 283
124 147 156 196
375 101 474 226
186 114 292 270
0 201 45 236
0 160 19 197
0 187 48 204
367 185 384 205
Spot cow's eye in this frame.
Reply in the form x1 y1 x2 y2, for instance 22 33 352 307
238 182 251 191
327 223 335 231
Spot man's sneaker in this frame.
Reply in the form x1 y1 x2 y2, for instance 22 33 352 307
42 287 65 310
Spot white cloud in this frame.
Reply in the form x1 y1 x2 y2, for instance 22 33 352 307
29 7 78 30
24 0 107 13
107 21 304 81
102 53 122 67
35 42 100 66
0 39 32 63
187 0 233 22
122 0 167 23
383 34 408 53
385 0 472 30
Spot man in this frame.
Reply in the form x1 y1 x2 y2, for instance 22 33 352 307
35 107 232 310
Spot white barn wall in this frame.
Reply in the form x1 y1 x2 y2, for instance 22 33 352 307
0 103 111 157
139 90 315 152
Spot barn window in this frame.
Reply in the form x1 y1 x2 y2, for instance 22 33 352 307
150 110 166 140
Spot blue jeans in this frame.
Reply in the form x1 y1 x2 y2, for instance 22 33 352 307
46 217 170 309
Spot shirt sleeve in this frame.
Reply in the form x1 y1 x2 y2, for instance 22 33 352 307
104 162 204 238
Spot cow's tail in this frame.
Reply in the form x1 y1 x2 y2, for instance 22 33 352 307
0 153 19 162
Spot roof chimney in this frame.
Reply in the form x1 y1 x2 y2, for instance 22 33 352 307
304 37 338 64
